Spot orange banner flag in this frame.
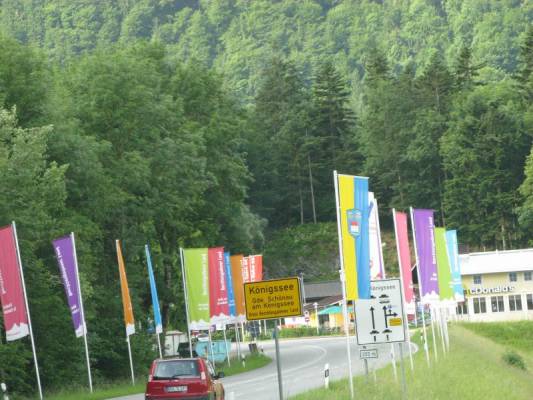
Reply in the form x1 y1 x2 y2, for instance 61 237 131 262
116 240 135 336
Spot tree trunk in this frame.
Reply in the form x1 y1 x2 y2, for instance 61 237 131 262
308 153 317 224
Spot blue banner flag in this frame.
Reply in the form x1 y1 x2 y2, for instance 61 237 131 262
145 245 162 334
354 176 371 299
446 230 464 302
224 252 236 319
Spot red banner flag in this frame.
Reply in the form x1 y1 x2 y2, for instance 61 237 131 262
393 210 415 314
248 255 263 282
0 224 29 341
208 247 229 323
241 256 250 283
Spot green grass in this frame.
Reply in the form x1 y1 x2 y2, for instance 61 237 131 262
290 324 533 400
217 352 272 377
461 321 533 356
45 381 146 400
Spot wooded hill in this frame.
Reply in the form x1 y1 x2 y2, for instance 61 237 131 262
0 0 532 395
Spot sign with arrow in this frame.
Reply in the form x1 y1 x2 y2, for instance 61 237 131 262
355 279 406 345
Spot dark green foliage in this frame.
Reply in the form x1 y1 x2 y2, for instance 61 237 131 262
0 1 532 396
503 350 527 370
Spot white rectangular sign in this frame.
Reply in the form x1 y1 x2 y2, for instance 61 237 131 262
355 279 406 345
359 349 378 359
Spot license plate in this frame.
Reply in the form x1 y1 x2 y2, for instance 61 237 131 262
166 385 187 393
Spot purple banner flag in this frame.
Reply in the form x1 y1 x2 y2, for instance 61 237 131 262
53 235 85 337
412 209 439 304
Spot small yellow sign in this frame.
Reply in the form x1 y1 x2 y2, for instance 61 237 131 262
389 317 403 327
244 277 303 321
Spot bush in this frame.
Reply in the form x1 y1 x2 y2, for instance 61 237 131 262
502 350 527 370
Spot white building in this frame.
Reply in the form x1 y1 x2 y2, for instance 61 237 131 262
458 248 533 322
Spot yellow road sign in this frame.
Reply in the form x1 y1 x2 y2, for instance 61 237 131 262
244 277 303 321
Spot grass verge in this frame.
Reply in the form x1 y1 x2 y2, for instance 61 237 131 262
217 352 272 377
461 321 533 356
290 324 533 400
46 381 146 400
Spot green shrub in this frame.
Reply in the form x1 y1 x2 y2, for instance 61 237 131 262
502 350 527 370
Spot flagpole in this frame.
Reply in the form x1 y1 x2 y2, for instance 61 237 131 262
392 209 414 371
71 232 94 392
430 306 438 360
179 248 193 357
409 209 431 366
333 171 355 400
126 334 135 384
12 222 43 400
157 332 163 359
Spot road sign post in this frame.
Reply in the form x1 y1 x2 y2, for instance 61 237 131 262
244 277 303 400
398 342 407 400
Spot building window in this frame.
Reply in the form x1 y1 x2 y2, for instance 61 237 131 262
491 296 504 312
525 272 532 281
509 295 523 311
473 275 482 284
527 294 533 311
509 272 517 282
456 302 468 315
473 297 486 314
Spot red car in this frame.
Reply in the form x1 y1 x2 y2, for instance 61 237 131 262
145 357 225 400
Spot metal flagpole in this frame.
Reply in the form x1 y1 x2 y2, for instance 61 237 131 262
430 306 438 361
12 222 43 400
126 334 135 384
223 324 231 366
437 306 446 354
392 209 414 371
235 323 242 360
207 329 215 364
333 171 355 400
179 248 193 357
409 208 430 367
71 233 94 392
156 333 163 359
390 344 398 382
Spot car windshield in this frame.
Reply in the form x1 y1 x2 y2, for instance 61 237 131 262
153 360 200 379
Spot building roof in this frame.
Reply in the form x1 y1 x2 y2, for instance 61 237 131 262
303 295 343 312
303 281 342 300
459 248 533 275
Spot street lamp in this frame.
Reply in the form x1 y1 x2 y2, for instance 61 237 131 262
314 302 319 334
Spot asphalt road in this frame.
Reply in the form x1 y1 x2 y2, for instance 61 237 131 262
112 336 416 400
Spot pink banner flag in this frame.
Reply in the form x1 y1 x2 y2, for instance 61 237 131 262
0 224 29 341
393 210 415 314
208 247 229 324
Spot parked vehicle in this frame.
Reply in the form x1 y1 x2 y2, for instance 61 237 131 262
145 357 225 400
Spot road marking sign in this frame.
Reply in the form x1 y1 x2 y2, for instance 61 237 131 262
355 279 406 345
359 349 378 359
244 277 303 321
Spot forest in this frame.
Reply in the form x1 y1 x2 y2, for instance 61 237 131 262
0 0 532 395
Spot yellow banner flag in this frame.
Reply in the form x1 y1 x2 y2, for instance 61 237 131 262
337 174 359 300
116 240 135 336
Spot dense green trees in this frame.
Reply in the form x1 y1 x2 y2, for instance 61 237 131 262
0 1 532 397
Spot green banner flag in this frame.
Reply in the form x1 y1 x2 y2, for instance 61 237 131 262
435 227 454 302
183 248 210 329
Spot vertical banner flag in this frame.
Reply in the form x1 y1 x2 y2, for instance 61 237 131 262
369 193 384 280
336 174 371 300
446 230 464 302
249 255 263 282
434 228 454 302
393 210 415 314
183 248 210 329
116 240 135 336
230 254 246 322
208 247 229 324
242 256 250 283
53 235 85 337
0 224 29 341
412 209 439 304
145 245 162 334
224 252 236 319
